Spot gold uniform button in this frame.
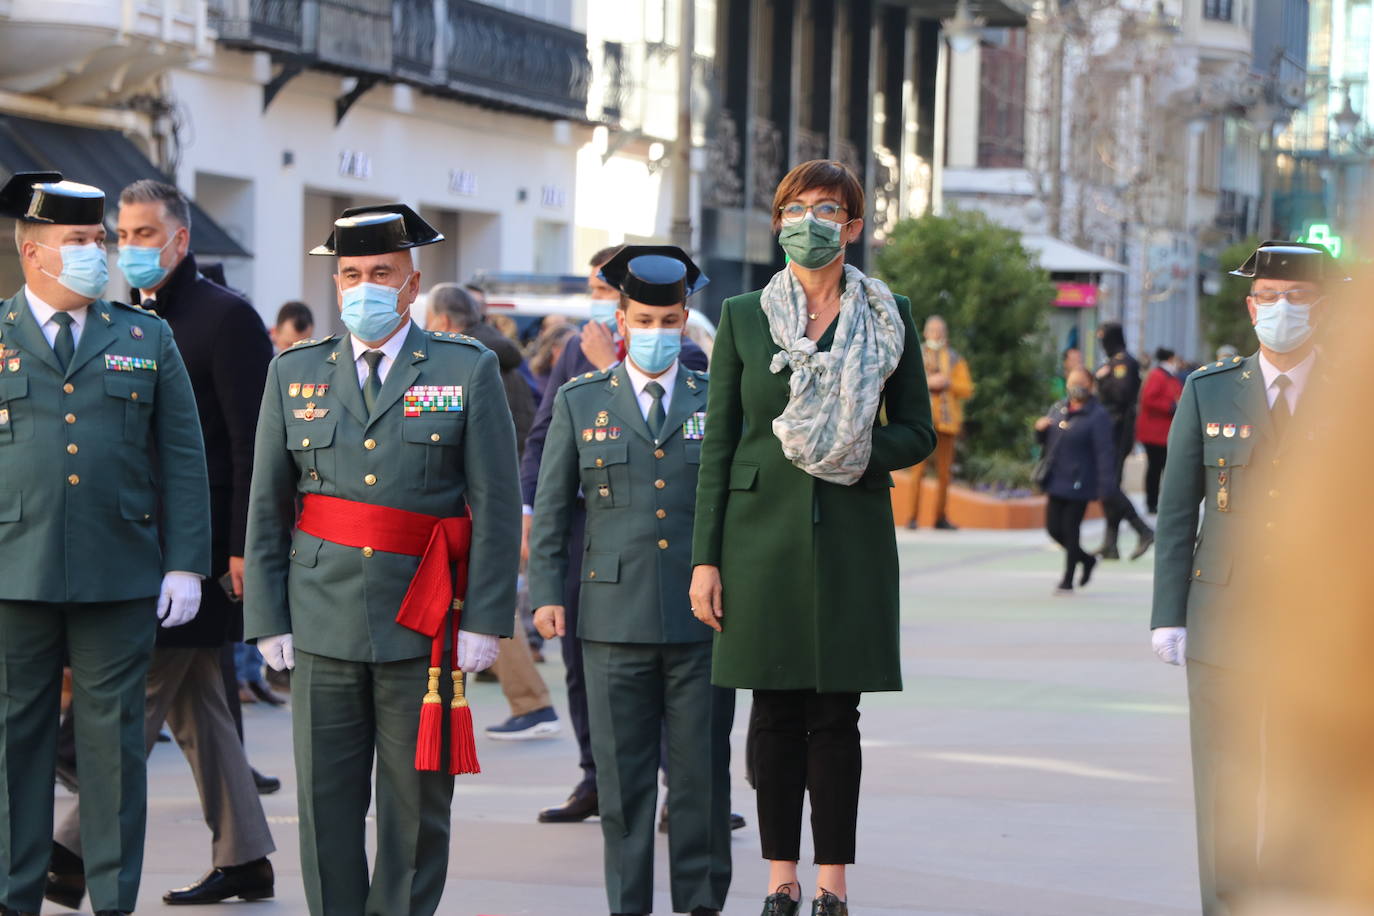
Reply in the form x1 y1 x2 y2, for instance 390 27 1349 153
654 449 665 459
657 539 669 549
62 383 74 394
654 479 665 489
364 474 378 486
656 509 667 519
301 438 311 448
364 438 377 450
430 433 440 442
67 474 79 486
362 546 374 558
66 443 78 455
1217 458 1225 467
130 391 138 401
595 458 604 468
588 570 597 579
64 413 76 424
1195 568 1202 577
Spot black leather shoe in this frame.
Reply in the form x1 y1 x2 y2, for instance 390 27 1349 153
730 811 747 830
538 784 598 823
811 890 848 916
761 885 801 916
163 857 274 905
45 842 85 910
934 515 958 530
248 681 287 706
252 768 281 795
1130 531 1155 561
1096 543 1121 560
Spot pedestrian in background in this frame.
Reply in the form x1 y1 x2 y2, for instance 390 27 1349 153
1093 321 1153 560
1051 346 1082 401
0 171 211 916
906 314 973 530
1034 367 1115 594
270 300 314 350
691 159 935 916
1136 346 1184 515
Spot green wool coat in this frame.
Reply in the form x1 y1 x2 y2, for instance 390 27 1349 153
0 291 211 600
243 323 522 662
691 288 935 693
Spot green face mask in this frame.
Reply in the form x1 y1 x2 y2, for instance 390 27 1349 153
778 215 846 269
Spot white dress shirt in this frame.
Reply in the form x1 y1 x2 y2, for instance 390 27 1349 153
1257 349 1316 413
350 323 412 387
624 358 678 422
24 285 88 348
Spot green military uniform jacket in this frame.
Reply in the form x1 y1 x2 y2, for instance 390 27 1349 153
529 361 711 645
692 289 935 693
0 290 211 600
1151 352 1325 667
243 323 521 661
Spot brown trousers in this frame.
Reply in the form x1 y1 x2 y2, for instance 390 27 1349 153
908 432 957 524
491 608 552 717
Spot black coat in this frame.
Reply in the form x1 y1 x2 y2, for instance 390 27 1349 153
464 320 535 457
136 253 273 647
1037 397 1119 503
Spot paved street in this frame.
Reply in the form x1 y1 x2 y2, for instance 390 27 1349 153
52 517 1199 916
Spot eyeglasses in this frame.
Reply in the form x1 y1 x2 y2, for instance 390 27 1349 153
1251 288 1322 305
778 201 848 225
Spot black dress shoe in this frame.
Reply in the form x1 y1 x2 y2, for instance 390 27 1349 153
252 768 281 795
45 842 85 910
538 785 598 822
761 885 801 916
248 681 287 706
934 515 958 530
690 908 721 916
1130 531 1155 561
658 803 747 834
164 857 274 905
811 890 848 916
1096 543 1121 560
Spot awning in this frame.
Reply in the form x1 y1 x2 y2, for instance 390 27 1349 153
1021 234 1127 275
0 115 249 258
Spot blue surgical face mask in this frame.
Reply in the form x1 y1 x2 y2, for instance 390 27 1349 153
627 327 682 375
38 242 109 300
1252 298 1314 353
589 299 619 331
341 274 412 342
117 236 176 290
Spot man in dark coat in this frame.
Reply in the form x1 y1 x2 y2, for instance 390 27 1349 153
47 180 276 910
520 246 708 823
1093 321 1153 560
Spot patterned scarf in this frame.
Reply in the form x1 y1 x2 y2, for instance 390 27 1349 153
761 263 905 485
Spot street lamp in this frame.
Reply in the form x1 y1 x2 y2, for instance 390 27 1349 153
1333 86 1360 140
943 0 985 54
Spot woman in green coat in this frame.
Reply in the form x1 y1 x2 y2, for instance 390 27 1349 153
690 160 935 916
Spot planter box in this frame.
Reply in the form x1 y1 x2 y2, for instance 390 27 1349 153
889 468 1102 530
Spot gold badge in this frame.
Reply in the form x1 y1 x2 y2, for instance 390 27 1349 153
595 410 609 428
609 374 620 387
582 429 594 442
1205 423 1220 438
1222 424 1236 439
595 428 607 441
302 384 315 399
288 383 301 398
685 376 697 390
413 350 425 359
293 402 330 421
1216 470 1229 512
328 351 339 362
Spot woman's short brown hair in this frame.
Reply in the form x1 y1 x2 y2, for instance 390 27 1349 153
770 159 865 231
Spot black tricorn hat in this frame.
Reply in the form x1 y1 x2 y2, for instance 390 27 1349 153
1229 240 1348 282
309 204 444 256
598 245 708 306
0 171 105 225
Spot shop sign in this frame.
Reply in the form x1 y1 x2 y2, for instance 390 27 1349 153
1054 282 1098 308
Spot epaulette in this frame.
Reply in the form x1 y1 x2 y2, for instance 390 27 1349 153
429 330 487 351
280 334 338 354
1190 355 1244 380
110 299 158 317
564 367 613 390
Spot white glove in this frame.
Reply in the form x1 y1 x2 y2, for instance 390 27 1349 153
258 634 296 671
456 630 500 673
1152 627 1187 666
156 571 202 629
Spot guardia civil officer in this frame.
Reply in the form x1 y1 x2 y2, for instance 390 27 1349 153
1094 321 1154 560
0 172 211 916
530 246 731 916
1150 241 1344 914
243 205 521 916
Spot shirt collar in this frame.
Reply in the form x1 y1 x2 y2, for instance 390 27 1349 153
624 357 678 402
1257 348 1316 393
24 285 88 332
351 322 412 366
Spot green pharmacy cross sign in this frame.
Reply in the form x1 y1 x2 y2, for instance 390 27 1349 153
1299 223 1343 259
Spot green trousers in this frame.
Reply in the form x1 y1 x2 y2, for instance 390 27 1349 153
1188 661 1264 915
0 597 156 913
583 639 732 914
292 650 455 916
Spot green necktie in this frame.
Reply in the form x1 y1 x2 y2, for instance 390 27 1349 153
645 380 666 439
1271 374 1292 439
362 349 384 413
52 312 75 371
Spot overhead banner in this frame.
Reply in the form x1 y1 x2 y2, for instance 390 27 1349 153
1054 282 1099 308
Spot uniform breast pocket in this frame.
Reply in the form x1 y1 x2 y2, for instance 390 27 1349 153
104 375 156 444
402 414 465 489
286 420 337 492
1202 440 1254 513
0 376 30 444
581 442 630 508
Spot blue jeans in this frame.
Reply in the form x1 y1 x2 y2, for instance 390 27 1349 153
234 642 265 685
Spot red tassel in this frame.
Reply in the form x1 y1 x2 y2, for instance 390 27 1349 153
449 671 480 775
414 666 444 771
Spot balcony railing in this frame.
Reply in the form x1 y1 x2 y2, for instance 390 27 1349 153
207 0 592 122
